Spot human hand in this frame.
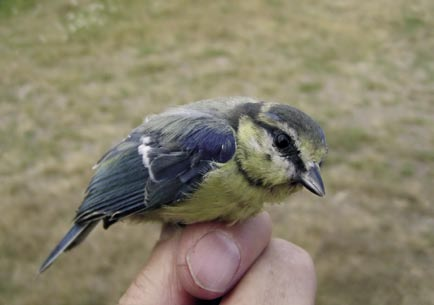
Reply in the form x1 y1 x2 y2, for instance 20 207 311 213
119 212 316 305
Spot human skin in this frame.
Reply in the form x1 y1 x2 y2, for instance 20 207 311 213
119 212 316 305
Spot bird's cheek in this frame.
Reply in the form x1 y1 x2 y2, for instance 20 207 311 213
264 165 289 185
284 163 298 183
264 156 293 183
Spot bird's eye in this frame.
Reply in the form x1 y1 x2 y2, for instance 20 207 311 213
274 133 292 150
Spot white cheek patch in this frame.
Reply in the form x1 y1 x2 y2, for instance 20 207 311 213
271 154 296 176
284 160 296 178
138 136 152 168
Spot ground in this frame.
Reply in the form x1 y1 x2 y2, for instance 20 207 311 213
1 1 433 304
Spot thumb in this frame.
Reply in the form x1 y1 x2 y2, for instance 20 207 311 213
176 212 272 300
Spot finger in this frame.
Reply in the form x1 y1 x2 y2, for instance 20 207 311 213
176 212 272 300
221 239 317 305
118 226 194 305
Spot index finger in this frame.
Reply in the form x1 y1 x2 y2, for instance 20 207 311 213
221 239 317 305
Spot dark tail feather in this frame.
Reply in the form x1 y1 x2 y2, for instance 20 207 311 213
64 221 98 251
39 221 98 273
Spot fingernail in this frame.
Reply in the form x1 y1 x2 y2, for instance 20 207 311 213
186 231 241 293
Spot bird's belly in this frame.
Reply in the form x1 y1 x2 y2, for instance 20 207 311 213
153 160 294 224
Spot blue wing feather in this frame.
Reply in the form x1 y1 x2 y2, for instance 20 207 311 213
182 125 236 163
74 113 236 226
148 152 191 182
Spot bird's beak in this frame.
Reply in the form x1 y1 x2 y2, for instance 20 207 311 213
300 163 325 197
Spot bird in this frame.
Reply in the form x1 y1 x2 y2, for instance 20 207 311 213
39 96 328 273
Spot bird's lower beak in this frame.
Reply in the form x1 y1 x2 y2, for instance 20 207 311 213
300 163 325 197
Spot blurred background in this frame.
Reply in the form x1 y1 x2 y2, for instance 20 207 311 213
1 0 433 304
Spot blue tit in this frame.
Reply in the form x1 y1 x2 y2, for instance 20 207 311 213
40 96 328 273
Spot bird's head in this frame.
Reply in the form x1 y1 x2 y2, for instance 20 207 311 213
235 103 328 196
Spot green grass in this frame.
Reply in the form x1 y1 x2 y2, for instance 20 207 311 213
1 0 433 304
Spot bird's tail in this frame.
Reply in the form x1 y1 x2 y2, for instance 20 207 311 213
39 221 98 273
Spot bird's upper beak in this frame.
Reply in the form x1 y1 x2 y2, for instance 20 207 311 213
300 163 325 197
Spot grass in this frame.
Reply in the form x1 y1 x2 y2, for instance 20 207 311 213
1 0 433 304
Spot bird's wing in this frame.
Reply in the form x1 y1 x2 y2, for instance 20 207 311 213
74 112 236 227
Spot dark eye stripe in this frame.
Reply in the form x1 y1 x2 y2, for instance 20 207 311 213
255 120 307 172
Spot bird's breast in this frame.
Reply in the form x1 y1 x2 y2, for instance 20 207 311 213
153 160 293 224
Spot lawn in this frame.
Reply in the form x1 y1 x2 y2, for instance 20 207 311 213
1 0 433 304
